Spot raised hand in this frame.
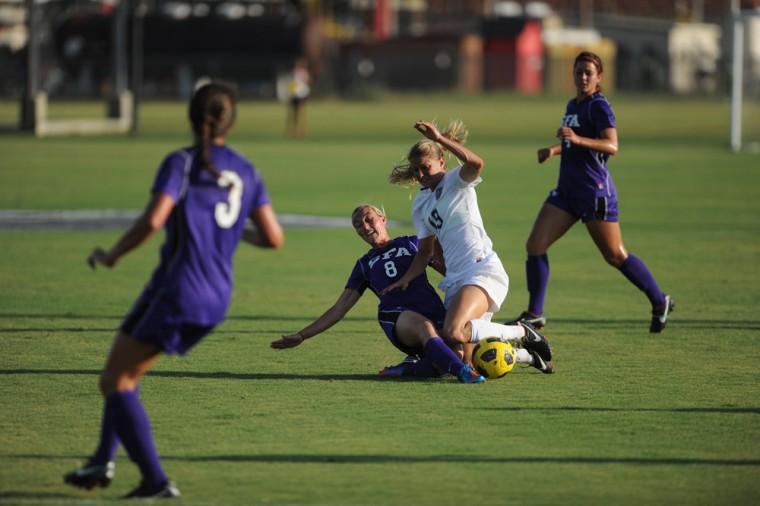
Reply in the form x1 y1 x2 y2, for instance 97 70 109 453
414 120 442 142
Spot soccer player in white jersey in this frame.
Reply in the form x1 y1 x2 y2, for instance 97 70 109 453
272 204 486 383
382 120 553 373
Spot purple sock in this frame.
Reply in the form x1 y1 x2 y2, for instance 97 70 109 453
618 253 665 308
108 390 168 487
526 254 549 315
423 337 466 377
91 397 120 465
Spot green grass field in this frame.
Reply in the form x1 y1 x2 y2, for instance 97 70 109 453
1 94 759 505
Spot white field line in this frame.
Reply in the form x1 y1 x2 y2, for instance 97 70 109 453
0 210 407 230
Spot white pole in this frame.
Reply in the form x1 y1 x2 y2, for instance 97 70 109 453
730 14 743 152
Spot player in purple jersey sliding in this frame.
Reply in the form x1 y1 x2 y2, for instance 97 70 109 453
382 120 553 373
510 51 673 333
272 204 488 383
63 82 284 499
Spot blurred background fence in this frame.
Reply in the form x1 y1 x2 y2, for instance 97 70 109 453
0 1 758 143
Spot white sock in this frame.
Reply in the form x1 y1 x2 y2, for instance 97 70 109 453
514 348 533 364
469 319 526 343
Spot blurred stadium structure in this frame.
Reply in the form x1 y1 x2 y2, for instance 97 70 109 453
0 0 758 144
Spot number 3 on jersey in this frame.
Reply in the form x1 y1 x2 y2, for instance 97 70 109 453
215 170 243 229
428 209 443 231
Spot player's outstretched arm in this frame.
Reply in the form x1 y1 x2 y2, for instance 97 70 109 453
271 288 361 349
88 193 175 270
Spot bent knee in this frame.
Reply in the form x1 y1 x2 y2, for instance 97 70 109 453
603 251 628 268
526 236 549 256
99 370 137 397
441 324 468 345
98 371 117 397
417 319 438 337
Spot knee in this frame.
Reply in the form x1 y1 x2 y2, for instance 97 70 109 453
99 370 135 397
526 237 547 257
441 323 468 345
419 319 438 337
603 250 628 268
98 371 117 398
414 321 438 347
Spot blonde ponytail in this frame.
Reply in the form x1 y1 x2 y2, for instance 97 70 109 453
388 119 469 186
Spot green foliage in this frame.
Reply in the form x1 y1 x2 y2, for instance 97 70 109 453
0 95 759 505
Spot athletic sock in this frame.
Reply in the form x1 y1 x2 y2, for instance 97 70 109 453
423 337 466 376
526 254 549 316
107 390 168 487
469 319 525 344
91 393 121 465
514 348 533 364
618 253 666 308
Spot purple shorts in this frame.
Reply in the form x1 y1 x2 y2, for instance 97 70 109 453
545 187 619 223
121 295 214 355
378 307 445 357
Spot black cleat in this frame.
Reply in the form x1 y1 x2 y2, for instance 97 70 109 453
64 460 115 490
650 295 675 333
519 321 552 362
529 351 554 374
507 311 546 329
123 480 180 499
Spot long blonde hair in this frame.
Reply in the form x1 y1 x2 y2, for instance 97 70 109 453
388 119 469 185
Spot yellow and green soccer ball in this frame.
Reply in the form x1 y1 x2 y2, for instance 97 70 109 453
472 338 516 379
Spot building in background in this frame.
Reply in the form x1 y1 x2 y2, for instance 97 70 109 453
0 0 758 101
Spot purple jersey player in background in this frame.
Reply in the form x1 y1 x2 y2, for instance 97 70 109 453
511 51 673 333
271 204 486 384
64 82 284 499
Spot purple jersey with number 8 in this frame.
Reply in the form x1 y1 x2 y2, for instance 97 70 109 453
346 235 446 319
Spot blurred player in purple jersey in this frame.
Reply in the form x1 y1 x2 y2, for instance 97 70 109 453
383 121 554 374
272 204 486 383
64 82 284 499
511 51 673 333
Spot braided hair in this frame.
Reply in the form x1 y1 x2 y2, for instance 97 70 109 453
189 81 237 180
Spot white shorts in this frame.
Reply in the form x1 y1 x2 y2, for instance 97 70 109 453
439 252 509 314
